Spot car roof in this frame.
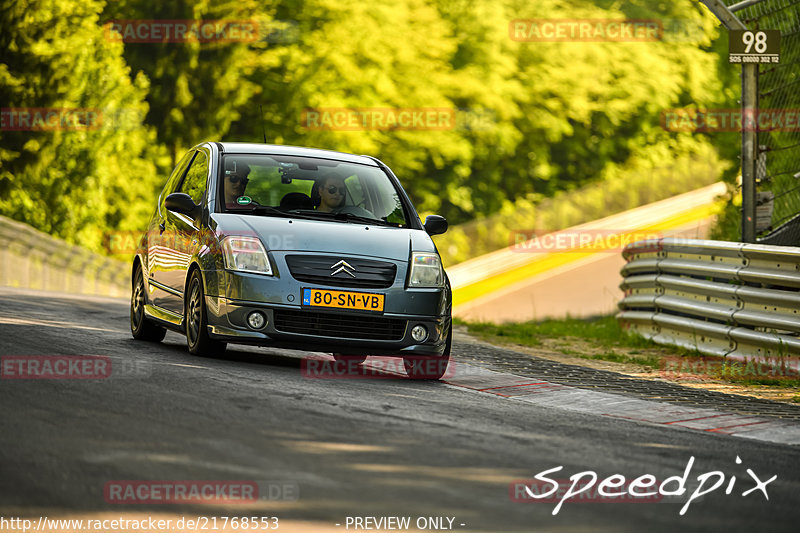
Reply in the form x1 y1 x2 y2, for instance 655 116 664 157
214 142 379 167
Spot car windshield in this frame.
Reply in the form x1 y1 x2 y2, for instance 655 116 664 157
219 154 409 227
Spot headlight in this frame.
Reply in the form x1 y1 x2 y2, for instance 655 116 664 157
408 252 443 288
221 236 273 275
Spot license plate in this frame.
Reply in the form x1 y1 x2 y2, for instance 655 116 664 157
302 288 385 312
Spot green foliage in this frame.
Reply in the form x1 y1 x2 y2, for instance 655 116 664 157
102 0 265 164
0 0 164 252
0 0 742 254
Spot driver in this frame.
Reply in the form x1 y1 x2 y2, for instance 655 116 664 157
224 162 251 208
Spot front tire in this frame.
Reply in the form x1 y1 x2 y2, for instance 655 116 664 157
185 270 227 356
130 264 167 342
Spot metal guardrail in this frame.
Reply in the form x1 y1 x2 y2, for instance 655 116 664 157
0 215 129 297
618 237 800 358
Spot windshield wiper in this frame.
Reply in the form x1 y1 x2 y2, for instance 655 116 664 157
230 206 322 221
333 212 391 225
294 210 394 226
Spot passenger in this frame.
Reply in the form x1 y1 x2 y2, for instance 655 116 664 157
311 173 347 212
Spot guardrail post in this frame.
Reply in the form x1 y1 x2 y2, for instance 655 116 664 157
700 0 757 242
741 63 758 242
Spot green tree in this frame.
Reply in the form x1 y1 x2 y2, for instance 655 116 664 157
103 0 265 164
0 0 163 252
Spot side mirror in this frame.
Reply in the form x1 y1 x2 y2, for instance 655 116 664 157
165 192 200 217
423 215 448 236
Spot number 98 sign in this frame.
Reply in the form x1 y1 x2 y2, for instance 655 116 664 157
729 30 780 64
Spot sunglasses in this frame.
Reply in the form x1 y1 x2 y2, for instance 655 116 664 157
326 185 345 195
228 175 249 184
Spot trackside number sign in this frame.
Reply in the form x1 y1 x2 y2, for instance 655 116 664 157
729 30 780 63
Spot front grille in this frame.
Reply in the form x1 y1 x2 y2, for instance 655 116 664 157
285 255 397 288
273 309 407 341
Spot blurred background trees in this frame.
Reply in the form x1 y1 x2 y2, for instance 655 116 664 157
0 0 164 251
0 0 739 256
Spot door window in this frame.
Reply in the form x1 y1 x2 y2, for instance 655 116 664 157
180 151 209 205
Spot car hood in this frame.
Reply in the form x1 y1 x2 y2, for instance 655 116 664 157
211 214 436 261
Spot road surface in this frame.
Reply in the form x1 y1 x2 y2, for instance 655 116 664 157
1 287 798 532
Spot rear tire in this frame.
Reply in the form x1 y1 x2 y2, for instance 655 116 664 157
185 269 227 357
130 264 167 342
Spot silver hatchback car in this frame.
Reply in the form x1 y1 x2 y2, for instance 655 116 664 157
130 142 452 379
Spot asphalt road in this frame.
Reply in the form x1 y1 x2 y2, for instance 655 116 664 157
1 287 799 532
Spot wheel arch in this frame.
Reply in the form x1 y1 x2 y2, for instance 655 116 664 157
131 256 143 288
184 261 205 300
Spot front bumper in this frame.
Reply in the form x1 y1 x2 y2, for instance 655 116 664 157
206 297 450 356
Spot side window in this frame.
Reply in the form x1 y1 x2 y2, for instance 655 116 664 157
158 150 194 217
159 150 194 215
180 151 209 205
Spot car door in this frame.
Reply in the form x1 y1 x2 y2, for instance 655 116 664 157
152 148 210 314
147 150 194 314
